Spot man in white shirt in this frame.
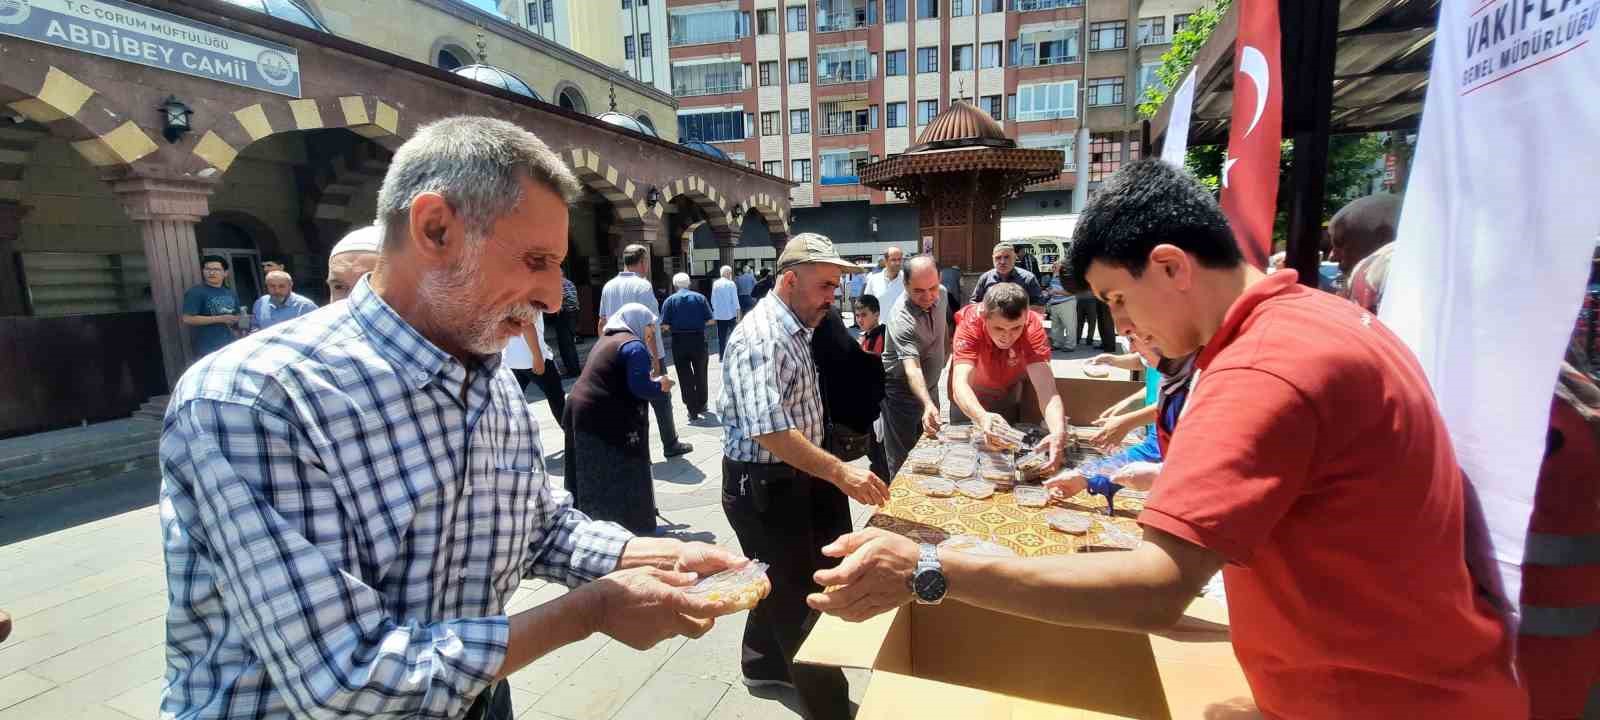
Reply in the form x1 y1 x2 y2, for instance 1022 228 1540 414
710 265 742 355
863 246 905 313
599 244 692 457
504 313 564 427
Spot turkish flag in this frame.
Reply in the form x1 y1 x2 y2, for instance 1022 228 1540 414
1219 0 1283 269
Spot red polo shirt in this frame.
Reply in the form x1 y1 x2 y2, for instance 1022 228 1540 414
1141 270 1524 719
951 304 1051 402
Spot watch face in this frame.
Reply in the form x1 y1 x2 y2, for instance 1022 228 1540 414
913 570 947 601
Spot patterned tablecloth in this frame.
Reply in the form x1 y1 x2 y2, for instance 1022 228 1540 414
869 428 1147 557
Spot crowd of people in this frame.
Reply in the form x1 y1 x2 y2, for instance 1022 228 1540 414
139 116 1595 720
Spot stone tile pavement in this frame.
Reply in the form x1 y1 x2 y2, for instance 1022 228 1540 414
0 330 1103 719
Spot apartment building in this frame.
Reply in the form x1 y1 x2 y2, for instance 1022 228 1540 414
498 0 676 95
667 0 1204 263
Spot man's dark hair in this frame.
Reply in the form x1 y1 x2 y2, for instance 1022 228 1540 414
622 244 648 268
980 282 1029 320
201 254 229 270
1068 159 1241 285
856 294 880 314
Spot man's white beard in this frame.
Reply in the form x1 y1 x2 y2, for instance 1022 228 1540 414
420 249 538 357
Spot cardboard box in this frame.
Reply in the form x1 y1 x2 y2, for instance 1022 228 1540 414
797 597 1255 719
1019 361 1146 425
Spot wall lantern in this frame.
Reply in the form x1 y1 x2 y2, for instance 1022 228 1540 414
869 216 880 234
159 96 193 144
645 186 662 208
731 203 746 223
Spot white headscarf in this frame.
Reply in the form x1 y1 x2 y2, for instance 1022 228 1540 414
603 302 657 340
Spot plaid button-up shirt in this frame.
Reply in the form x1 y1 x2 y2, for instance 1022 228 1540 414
158 278 632 719
717 293 823 463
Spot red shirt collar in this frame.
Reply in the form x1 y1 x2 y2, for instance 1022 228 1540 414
1194 269 1302 371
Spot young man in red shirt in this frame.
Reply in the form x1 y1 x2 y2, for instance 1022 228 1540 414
948 283 1069 465
807 159 1524 718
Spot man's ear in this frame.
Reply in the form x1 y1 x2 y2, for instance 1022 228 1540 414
406 192 456 260
1148 244 1193 290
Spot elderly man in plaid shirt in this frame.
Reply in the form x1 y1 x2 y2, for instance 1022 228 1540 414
157 117 747 720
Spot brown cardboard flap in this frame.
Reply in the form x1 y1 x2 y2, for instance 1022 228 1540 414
794 602 902 669
856 670 1019 720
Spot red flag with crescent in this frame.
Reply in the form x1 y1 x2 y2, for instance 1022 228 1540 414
1219 0 1283 269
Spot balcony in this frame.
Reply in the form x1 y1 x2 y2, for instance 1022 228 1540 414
816 68 872 85
819 175 860 186
819 119 871 135
816 8 871 33
1015 0 1082 10
1023 54 1080 67
673 82 745 97
1138 32 1168 46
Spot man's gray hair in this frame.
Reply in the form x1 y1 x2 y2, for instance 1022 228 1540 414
720 265 733 278
673 272 691 289
375 116 581 251
992 242 1016 255
265 270 292 284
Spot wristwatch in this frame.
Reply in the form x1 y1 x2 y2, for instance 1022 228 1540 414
908 543 947 605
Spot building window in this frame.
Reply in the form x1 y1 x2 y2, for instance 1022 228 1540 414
1137 16 1167 45
678 109 746 142
672 61 745 96
622 0 631 7
669 8 749 46
759 61 777 86
817 0 874 32
886 0 906 22
1014 0 1082 9
1174 13 1193 33
543 0 554 23
757 8 778 34
886 101 907 127
788 58 809 84
817 46 872 85
1089 21 1126 51
624 35 636 60
558 87 588 112
980 0 1003 11
761 111 780 135
917 46 938 73
640 32 652 55
916 99 939 125
785 5 808 31
526 2 541 25
1090 133 1127 182
1015 81 1077 121
820 149 869 184
1086 77 1124 106
1020 133 1077 170
980 41 1002 68
885 49 907 76
790 109 811 133
1018 26 1079 66
917 0 938 19
1137 62 1164 100
792 158 813 183
764 160 783 176
820 100 873 135
980 94 1001 120
436 47 468 70
951 0 970 16
951 44 973 71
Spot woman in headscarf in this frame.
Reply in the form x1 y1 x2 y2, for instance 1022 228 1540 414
562 302 673 534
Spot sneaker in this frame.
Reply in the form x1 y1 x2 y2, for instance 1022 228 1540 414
665 442 694 457
742 677 796 691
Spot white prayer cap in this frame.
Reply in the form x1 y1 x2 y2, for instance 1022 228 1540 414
330 225 383 259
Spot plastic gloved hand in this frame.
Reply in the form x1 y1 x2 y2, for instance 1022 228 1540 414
1109 461 1162 491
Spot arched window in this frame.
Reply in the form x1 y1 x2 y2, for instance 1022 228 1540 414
634 114 656 133
436 46 470 70
558 87 589 114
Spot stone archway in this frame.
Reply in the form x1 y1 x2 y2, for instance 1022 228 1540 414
179 95 405 177
664 175 734 236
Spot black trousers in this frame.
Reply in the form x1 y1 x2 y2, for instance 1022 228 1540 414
554 309 582 376
464 680 512 720
1077 297 1099 345
512 367 565 428
721 459 853 720
670 331 710 415
1096 300 1117 350
716 319 737 355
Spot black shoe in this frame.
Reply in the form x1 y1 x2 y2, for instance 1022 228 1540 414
741 676 796 691
665 442 694 457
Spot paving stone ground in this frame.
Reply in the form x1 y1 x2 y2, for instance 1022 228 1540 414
0 328 1105 719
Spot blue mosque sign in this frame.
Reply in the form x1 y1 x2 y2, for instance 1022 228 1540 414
0 0 303 97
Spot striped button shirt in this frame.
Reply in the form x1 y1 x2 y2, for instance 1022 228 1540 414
718 293 823 463
158 277 632 719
